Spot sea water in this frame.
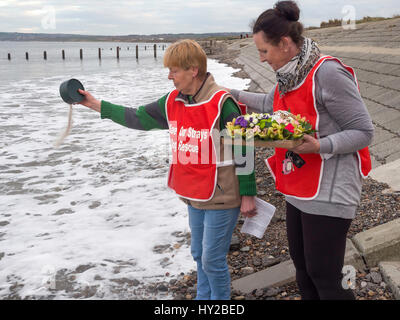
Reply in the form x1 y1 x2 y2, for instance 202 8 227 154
0 41 250 299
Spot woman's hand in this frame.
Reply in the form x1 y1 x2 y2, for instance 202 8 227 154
240 195 257 218
75 89 101 113
290 134 320 154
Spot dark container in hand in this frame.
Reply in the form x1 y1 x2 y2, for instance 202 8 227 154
59 79 85 104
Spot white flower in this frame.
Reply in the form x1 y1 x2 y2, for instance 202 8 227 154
271 114 281 122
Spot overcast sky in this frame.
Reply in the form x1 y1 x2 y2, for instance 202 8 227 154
0 0 399 35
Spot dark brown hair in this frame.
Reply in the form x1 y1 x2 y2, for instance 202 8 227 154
253 1 304 47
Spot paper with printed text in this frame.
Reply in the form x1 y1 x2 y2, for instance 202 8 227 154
240 197 276 239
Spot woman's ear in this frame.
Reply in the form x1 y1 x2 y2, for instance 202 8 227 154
191 67 199 78
280 36 290 53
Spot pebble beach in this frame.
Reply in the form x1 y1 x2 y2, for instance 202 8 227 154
140 146 399 300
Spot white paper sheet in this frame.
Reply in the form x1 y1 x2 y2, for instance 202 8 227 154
240 197 276 239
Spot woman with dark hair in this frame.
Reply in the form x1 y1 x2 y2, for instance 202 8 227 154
230 1 374 300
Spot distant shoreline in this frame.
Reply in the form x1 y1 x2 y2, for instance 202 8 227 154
0 32 249 43
0 39 171 43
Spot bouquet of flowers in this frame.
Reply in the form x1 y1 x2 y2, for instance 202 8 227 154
226 110 315 141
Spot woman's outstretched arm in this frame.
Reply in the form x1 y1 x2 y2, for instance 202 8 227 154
77 89 169 131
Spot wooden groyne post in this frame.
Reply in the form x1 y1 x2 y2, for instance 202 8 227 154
16 44 164 62
8 53 11 60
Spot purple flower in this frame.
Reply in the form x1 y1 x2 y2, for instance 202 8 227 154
235 116 248 128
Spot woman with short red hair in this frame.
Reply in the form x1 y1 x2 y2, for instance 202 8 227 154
76 39 257 300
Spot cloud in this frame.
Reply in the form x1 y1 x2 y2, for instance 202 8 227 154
16 1 44 6
0 0 399 35
17 27 40 32
0 0 16 7
23 8 48 17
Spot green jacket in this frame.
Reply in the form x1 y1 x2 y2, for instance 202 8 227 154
100 92 256 196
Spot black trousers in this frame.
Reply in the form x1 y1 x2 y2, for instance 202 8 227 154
286 202 356 300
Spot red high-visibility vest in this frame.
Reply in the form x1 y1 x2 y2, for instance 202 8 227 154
266 55 372 199
166 89 231 201
237 101 247 115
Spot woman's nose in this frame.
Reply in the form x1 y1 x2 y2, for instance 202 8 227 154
259 54 267 63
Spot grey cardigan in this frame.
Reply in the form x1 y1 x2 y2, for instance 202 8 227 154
231 59 374 219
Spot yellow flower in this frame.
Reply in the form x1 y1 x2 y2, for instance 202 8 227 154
267 123 284 140
293 127 304 139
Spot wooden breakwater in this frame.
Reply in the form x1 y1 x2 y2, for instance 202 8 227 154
6 44 167 61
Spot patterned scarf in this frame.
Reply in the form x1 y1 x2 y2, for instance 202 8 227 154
276 37 321 96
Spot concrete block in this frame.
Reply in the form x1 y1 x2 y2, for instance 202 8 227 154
384 117 400 135
378 64 400 77
379 55 400 65
231 238 366 294
352 59 374 70
376 91 400 110
344 239 367 272
385 150 400 164
365 99 385 116
363 61 387 72
370 158 400 191
371 107 400 127
231 259 296 294
378 76 400 91
362 84 387 101
370 137 400 160
352 219 400 267
358 71 388 86
379 261 400 300
370 126 396 147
